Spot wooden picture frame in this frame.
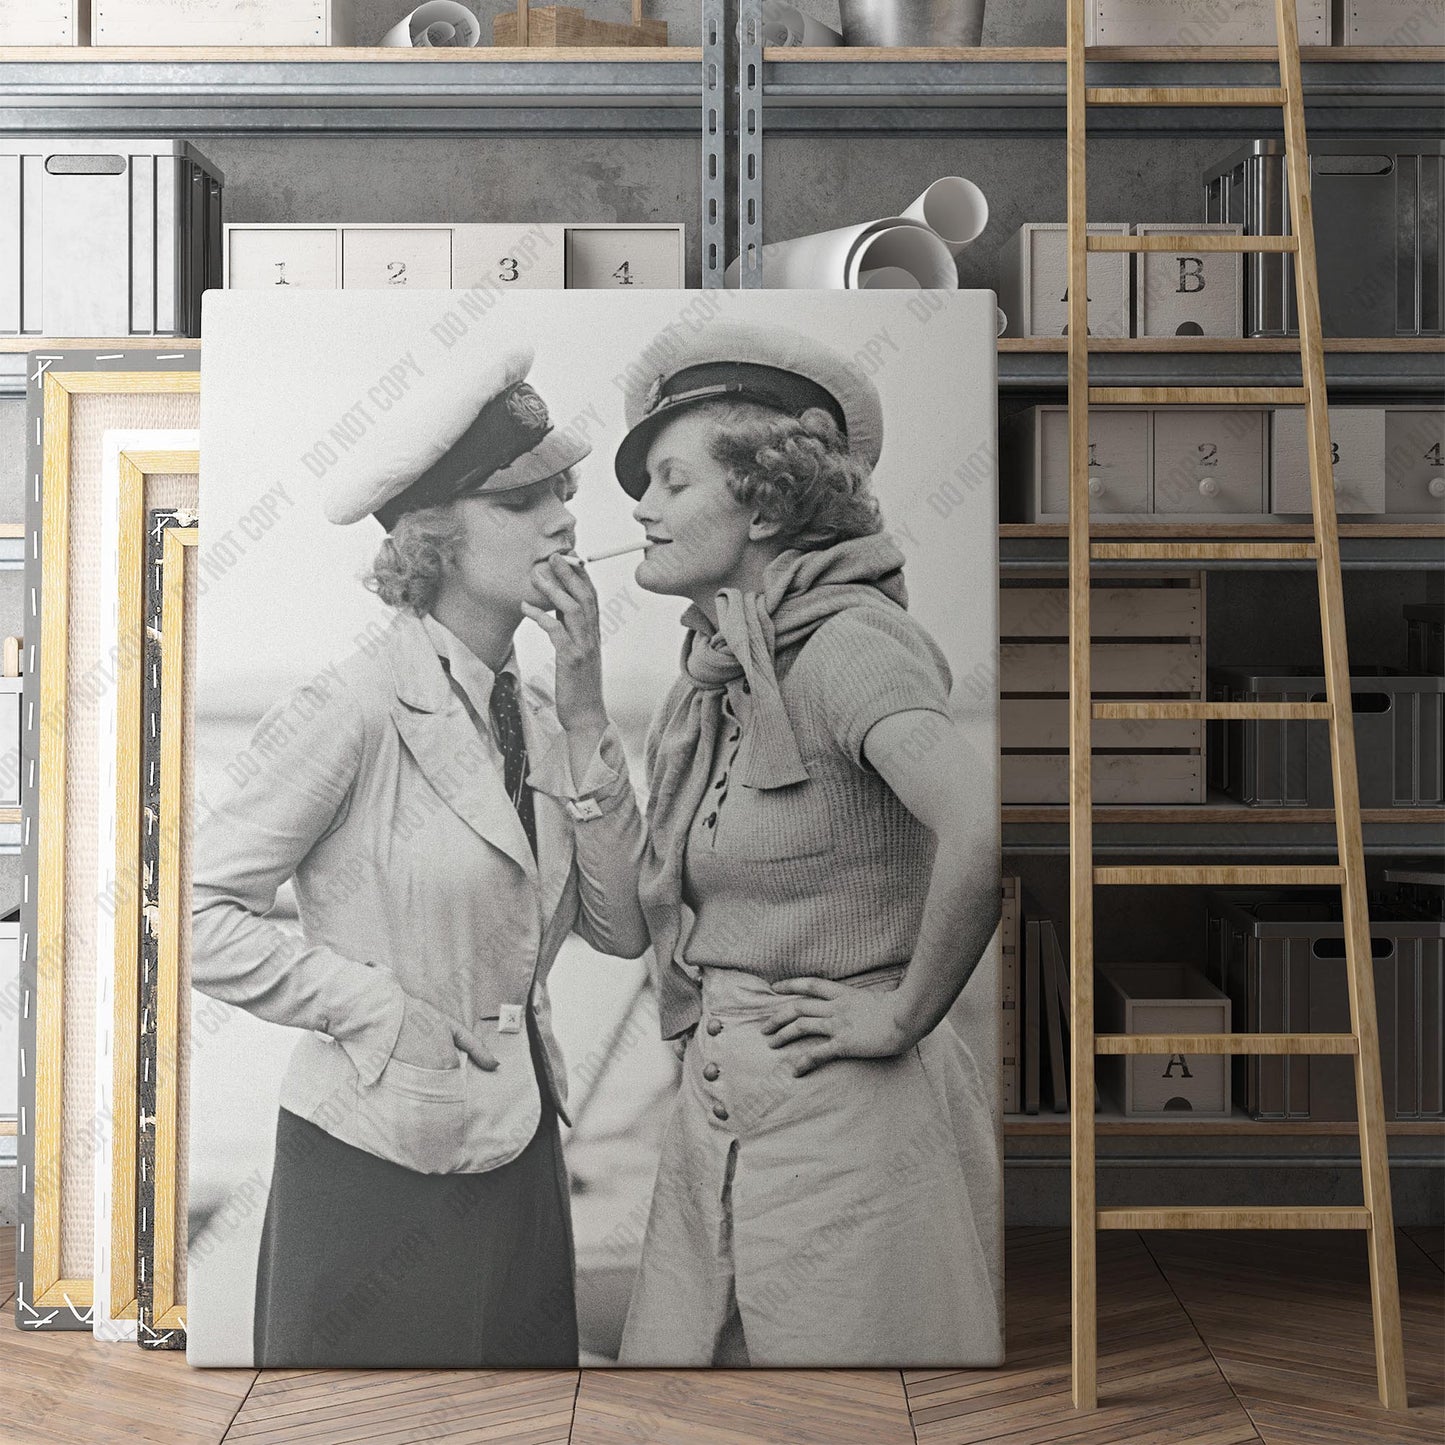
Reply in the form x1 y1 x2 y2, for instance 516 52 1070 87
93 439 199 1342
15 351 200 1332
137 512 197 1349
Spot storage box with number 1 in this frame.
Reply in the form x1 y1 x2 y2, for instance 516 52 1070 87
224 222 684 292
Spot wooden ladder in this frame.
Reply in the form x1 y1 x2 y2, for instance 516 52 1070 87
1064 0 1407 1412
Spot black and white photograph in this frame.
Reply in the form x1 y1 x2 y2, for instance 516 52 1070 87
186 286 1003 1370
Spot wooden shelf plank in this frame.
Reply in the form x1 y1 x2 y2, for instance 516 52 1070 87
1004 1113 1445 1136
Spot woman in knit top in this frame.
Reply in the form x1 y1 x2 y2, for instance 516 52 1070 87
612 321 1003 1367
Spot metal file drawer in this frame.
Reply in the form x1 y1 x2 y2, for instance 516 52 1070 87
1205 138 1444 338
1152 409 1267 515
1385 406 1445 514
1271 407 1387 515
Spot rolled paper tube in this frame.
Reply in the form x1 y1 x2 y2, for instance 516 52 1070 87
902 176 990 255
857 266 924 289
845 222 958 291
760 1 845 45
381 1 482 47
724 217 958 290
997 306 1008 336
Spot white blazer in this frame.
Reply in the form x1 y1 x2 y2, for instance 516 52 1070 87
192 610 648 1174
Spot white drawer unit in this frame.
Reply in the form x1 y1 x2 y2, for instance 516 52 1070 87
1271 406 1387 515
225 222 684 292
997 223 1131 339
1332 0 1445 43
453 223 568 291
1003 406 1150 522
341 227 453 290
1134 223 1244 339
1152 408 1268 516
0 0 87 43
565 224 686 289
1087 0 1329 44
226 226 340 290
1384 407 1445 514
93 0 355 44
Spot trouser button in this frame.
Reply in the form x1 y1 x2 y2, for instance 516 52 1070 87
703 1062 720 1082
706 1018 723 1036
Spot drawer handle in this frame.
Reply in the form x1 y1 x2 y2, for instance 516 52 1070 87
1197 476 1219 498
1312 937 1396 961
45 154 126 176
1429 478 1445 499
1087 475 1104 498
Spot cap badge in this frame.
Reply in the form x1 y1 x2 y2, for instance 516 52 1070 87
643 373 666 416
505 383 550 433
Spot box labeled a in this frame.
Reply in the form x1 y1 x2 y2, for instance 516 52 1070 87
1134 223 1243 338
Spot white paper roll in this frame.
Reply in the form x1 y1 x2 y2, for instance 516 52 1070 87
902 176 990 255
381 1 481 47
997 306 1008 336
761 1 845 45
725 217 959 291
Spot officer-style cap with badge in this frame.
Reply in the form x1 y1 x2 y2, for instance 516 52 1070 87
325 345 591 529
613 321 885 501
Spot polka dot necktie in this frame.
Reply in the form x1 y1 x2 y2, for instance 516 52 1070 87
488 671 538 862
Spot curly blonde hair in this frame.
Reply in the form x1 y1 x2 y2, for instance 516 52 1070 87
696 400 883 549
364 501 464 615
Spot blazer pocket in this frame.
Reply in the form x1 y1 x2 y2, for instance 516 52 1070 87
353 1057 465 1172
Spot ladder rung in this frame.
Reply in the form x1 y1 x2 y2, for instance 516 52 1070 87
1086 86 1287 107
1094 866 1345 886
1097 1206 1370 1231
1087 234 1297 253
1088 387 1310 405
1090 542 1320 562
1095 1033 1358 1057
1093 701 1331 721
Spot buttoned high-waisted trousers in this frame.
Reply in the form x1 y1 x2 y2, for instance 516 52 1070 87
620 964 1003 1367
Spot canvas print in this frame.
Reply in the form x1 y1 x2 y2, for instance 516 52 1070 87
188 287 1003 1369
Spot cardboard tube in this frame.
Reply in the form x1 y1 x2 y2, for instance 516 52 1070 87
382 2 481 47
902 176 989 255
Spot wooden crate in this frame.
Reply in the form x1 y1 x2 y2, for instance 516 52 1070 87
1000 574 1206 806
0 0 87 43
494 5 667 46
1332 0 1444 44
1086 0 1329 44
93 0 355 45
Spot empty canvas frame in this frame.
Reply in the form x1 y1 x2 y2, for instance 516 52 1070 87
191 290 1002 1368
92 438 199 1343
15 351 200 1332
137 511 198 1350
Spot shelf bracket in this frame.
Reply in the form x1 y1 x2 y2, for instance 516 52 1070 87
701 0 726 288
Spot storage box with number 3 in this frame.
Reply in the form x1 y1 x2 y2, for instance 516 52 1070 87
565 224 685 289
453 224 566 291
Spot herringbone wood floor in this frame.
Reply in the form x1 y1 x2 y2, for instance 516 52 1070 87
3 1226 1441 1444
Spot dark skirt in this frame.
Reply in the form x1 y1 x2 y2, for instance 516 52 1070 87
252 1073 577 1368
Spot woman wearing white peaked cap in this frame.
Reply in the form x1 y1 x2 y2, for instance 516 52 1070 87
614 320 1003 1367
192 346 649 1367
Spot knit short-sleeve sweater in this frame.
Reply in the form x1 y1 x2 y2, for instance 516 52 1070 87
675 602 953 981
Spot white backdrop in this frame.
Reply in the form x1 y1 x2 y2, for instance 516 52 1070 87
190 286 1000 1364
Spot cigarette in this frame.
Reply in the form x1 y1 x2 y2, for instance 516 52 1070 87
583 541 648 563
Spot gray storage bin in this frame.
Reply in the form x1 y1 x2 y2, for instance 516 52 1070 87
1208 664 1444 807
1204 138 1443 338
0 138 223 338
1207 890 1445 1121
